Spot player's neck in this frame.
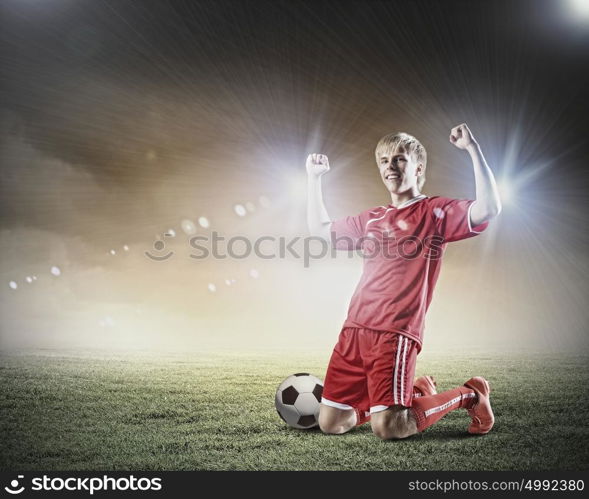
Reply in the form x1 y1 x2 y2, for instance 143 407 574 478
389 188 422 208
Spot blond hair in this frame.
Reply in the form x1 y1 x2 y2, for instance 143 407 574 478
375 132 427 190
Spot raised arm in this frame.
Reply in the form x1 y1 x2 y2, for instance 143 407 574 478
306 153 332 242
449 124 502 226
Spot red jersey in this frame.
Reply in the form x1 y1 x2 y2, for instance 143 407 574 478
330 195 489 350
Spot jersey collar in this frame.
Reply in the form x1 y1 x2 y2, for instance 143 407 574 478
387 194 427 210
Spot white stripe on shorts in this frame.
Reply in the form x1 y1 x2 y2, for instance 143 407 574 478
370 405 390 414
393 336 401 404
400 336 408 404
321 397 354 411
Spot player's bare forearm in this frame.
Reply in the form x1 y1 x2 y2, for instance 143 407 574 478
306 154 332 241
450 124 502 226
467 142 502 225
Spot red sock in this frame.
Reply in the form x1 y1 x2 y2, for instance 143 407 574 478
354 408 371 426
410 387 476 432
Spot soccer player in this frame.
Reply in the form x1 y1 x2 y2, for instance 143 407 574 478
306 124 501 439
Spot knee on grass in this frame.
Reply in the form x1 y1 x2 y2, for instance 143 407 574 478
319 421 350 435
318 415 351 435
318 408 355 435
371 410 415 440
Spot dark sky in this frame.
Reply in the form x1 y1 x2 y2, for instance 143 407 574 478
1 0 588 351
2 0 588 187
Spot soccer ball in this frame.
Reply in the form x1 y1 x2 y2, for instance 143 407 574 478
275 373 323 429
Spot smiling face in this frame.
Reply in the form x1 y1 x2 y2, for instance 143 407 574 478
375 132 427 194
377 147 424 194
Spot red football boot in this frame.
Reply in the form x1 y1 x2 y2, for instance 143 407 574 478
464 376 494 434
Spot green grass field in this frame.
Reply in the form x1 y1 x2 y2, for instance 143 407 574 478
1 351 588 471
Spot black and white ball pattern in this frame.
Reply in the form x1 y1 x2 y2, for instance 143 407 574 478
275 373 323 429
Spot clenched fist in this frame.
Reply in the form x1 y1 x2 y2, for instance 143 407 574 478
306 153 330 177
449 123 477 150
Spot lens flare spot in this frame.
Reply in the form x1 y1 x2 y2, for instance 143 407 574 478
198 216 210 228
249 268 260 279
234 204 247 217
51 266 61 276
9 281 17 290
208 283 217 293
259 195 271 208
181 219 197 235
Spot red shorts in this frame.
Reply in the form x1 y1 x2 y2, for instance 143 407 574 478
322 327 418 413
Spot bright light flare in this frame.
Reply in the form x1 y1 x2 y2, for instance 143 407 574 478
287 174 307 199
497 177 517 207
568 0 589 21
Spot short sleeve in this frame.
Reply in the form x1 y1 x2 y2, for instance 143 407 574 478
432 198 489 243
330 214 365 250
